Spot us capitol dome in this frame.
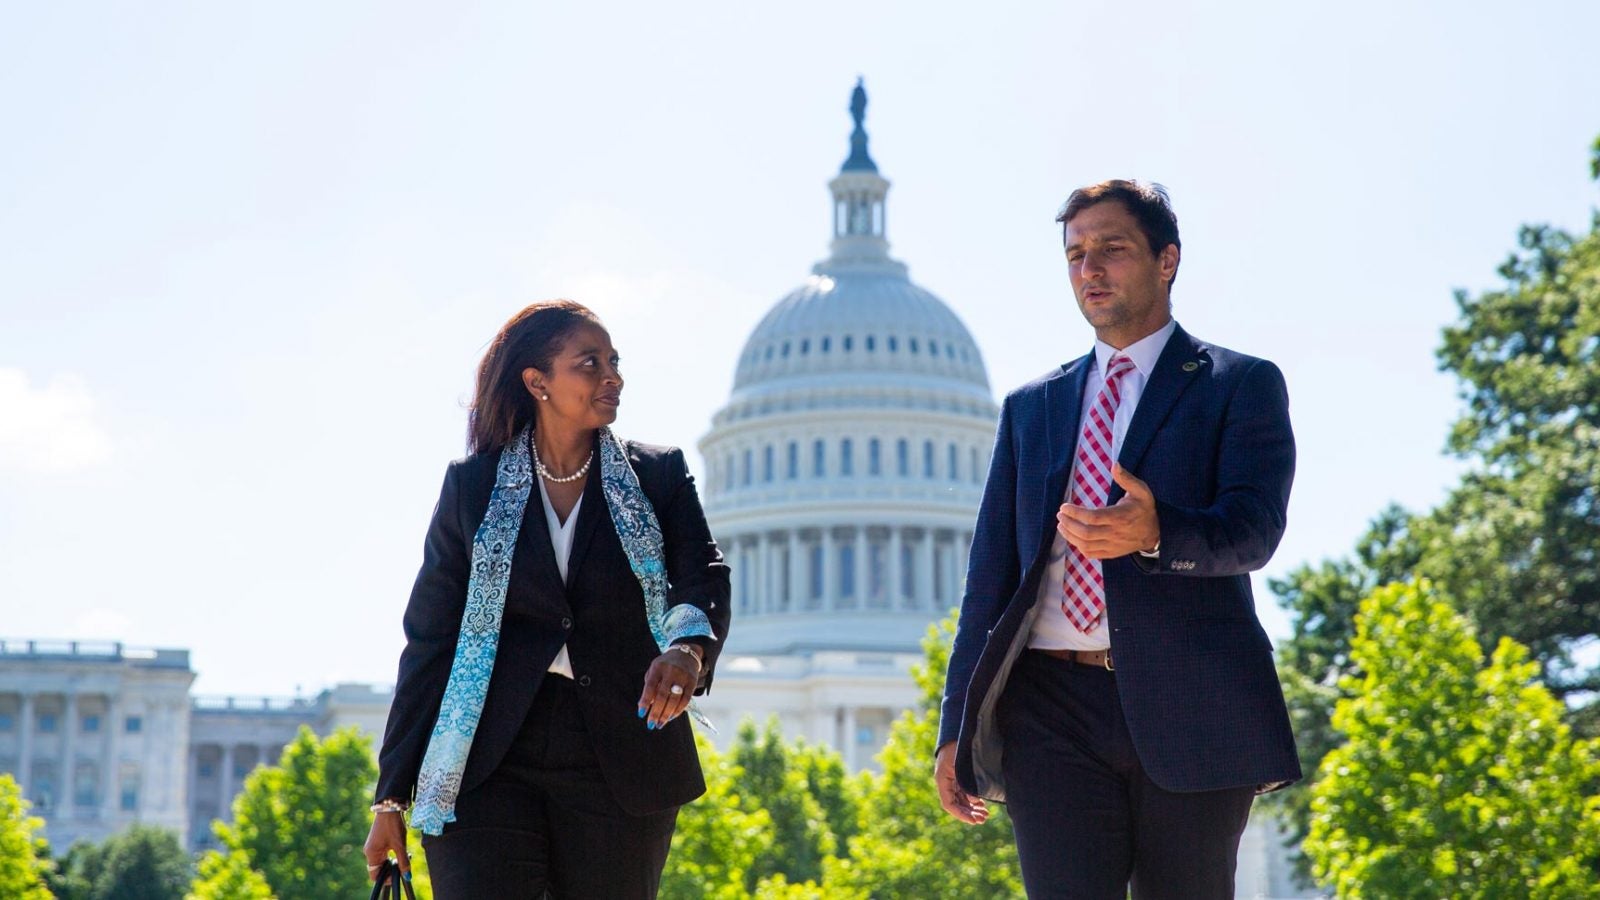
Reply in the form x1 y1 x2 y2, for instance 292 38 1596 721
693 81 998 767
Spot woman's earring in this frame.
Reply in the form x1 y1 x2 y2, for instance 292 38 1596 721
541 394 549 401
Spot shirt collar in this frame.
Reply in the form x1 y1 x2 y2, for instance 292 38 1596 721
1093 318 1178 379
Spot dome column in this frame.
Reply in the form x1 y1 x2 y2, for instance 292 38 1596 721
787 530 803 612
888 527 905 609
915 528 935 608
853 528 869 609
822 528 838 612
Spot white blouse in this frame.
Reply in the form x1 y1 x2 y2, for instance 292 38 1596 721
538 477 581 679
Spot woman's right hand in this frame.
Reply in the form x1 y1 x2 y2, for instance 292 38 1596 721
362 811 412 882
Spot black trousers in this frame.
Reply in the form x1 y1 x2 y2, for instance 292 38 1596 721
997 650 1255 900
420 676 678 899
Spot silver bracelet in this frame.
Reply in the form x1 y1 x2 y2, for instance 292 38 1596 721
371 798 408 814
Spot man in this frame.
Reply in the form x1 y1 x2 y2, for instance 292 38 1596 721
934 180 1300 899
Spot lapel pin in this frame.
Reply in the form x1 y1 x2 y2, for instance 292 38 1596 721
1182 361 1200 372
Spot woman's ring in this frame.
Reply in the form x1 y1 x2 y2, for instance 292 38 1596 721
670 684 684 695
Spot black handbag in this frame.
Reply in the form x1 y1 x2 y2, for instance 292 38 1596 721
368 860 417 900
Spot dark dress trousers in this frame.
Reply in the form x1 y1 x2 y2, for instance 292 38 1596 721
940 326 1300 897
375 438 730 894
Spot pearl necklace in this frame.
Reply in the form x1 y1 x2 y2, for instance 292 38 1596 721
530 433 594 484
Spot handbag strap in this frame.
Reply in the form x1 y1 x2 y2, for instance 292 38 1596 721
367 860 416 900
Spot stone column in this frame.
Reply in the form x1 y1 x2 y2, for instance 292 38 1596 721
843 706 859 770
186 745 200 834
61 694 77 812
221 744 236 810
787 531 803 613
102 698 122 820
957 531 972 600
915 529 935 608
940 533 957 607
758 534 773 615
888 527 904 609
17 694 34 795
853 528 868 608
821 529 837 612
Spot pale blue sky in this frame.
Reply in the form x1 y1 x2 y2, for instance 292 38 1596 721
3 2 1597 697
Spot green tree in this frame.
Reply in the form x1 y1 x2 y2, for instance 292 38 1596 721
1264 505 1423 879
660 732 776 900
1426 212 1600 710
1272 136 1600 886
828 610 1024 899
0 773 53 899
210 726 375 900
1305 580 1600 899
185 850 274 900
50 824 191 900
728 718 838 890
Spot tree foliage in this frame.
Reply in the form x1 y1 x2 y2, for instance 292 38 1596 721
1305 580 1600 899
0 773 52 900
208 726 376 900
47 824 190 900
1273 137 1600 886
185 850 274 900
660 732 776 900
826 610 1024 900
728 718 839 890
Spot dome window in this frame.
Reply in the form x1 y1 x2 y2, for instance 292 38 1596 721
946 344 956 359
866 336 876 352
800 339 810 355
821 336 831 353
888 336 898 352
782 342 791 358
843 336 854 352
765 346 774 361
910 338 919 354
929 340 940 357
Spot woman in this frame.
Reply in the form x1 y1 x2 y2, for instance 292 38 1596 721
363 300 730 897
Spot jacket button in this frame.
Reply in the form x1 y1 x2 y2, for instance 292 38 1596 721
561 617 573 629
578 675 591 687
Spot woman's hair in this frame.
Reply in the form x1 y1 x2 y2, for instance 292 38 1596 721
467 300 604 455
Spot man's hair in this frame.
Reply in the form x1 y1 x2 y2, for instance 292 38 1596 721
1056 180 1181 290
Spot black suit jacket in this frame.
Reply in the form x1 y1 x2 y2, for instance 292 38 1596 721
375 438 731 816
940 325 1301 799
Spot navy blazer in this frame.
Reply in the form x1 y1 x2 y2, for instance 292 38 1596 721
375 438 731 816
939 324 1300 799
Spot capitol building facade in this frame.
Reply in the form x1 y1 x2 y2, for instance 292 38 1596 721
691 82 998 768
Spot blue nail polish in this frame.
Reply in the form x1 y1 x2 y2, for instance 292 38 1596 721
402 871 413 882
648 721 657 730
637 707 646 718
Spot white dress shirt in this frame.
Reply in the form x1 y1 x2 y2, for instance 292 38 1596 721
1028 319 1177 651
539 477 582 679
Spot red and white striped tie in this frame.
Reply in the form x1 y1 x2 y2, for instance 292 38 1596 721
1062 353 1136 632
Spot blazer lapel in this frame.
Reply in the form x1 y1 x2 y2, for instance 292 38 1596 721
1043 353 1094 510
1113 324 1210 496
514 479 568 601
563 449 611 592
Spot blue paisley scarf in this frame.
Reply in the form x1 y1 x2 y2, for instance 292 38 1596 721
409 425 716 835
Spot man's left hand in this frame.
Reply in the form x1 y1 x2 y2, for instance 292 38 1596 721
1057 463 1160 559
